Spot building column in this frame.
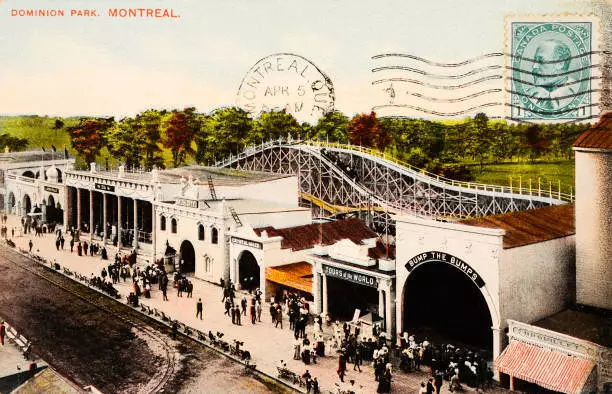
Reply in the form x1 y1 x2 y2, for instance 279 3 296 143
378 288 384 321
384 285 393 339
76 188 82 231
89 190 94 240
102 193 108 242
312 266 321 315
117 196 122 248
133 199 138 248
492 326 504 380
322 273 328 315
63 187 70 229
151 205 156 260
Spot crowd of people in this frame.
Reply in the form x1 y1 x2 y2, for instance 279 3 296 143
398 332 493 392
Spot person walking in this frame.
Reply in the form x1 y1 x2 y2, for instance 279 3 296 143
241 296 247 316
250 299 256 325
162 283 169 301
234 304 241 325
70 238 74 253
312 377 320 394
256 300 262 322
225 297 232 317
353 347 362 372
275 307 283 329
28 239 33 252
337 351 347 382
0 321 5 346
434 371 443 394
60 236 65 250
377 363 392 394
196 298 203 319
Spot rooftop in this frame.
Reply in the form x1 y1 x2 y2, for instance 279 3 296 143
533 307 612 348
158 166 291 186
83 166 291 186
206 198 308 214
254 217 377 252
572 112 612 150
0 150 71 164
459 204 575 249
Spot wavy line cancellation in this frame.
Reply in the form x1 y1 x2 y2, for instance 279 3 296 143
372 51 611 66
372 63 607 79
372 102 600 117
379 114 601 125
398 88 600 104
372 75 603 90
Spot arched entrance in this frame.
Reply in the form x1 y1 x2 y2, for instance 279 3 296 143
179 240 196 274
238 250 259 291
22 170 35 178
23 194 32 215
403 259 493 350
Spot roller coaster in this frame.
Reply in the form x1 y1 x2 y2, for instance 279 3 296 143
214 138 572 236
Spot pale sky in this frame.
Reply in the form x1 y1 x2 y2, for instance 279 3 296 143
0 0 605 121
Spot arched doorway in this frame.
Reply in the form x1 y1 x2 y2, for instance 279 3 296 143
238 250 259 291
23 194 32 215
179 240 196 274
22 170 35 178
403 261 493 350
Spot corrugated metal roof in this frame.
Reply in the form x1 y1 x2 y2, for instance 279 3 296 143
572 112 612 149
265 262 313 294
254 218 377 252
458 204 575 249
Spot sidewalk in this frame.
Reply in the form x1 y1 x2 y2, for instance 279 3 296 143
3 214 504 393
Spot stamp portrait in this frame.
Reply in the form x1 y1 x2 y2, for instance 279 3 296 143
507 15 600 121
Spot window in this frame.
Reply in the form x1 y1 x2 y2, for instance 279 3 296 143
198 224 205 241
205 256 212 273
211 227 218 244
160 216 166 231
171 218 177 233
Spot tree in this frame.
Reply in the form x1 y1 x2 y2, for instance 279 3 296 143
461 113 492 172
196 107 252 164
106 118 142 168
312 110 349 142
163 108 199 167
52 119 64 130
136 110 166 169
347 112 390 150
66 117 113 167
0 134 28 152
250 110 300 144
525 124 549 163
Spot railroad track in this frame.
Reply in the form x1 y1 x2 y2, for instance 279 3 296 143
0 246 178 394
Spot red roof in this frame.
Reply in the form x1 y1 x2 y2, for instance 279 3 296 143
459 204 575 249
368 240 396 260
572 112 612 149
495 341 595 394
254 218 377 252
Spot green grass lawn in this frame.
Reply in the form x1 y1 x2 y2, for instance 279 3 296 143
468 160 575 195
0 115 77 150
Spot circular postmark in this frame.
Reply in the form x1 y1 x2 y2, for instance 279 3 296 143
511 22 592 120
236 53 335 124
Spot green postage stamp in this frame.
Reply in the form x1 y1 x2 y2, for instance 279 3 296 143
506 15 601 121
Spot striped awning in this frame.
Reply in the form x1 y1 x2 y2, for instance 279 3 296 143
495 341 595 394
265 262 313 294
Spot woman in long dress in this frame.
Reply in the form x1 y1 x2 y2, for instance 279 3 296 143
377 363 392 393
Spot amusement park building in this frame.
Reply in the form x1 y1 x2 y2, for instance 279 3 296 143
0 113 609 392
